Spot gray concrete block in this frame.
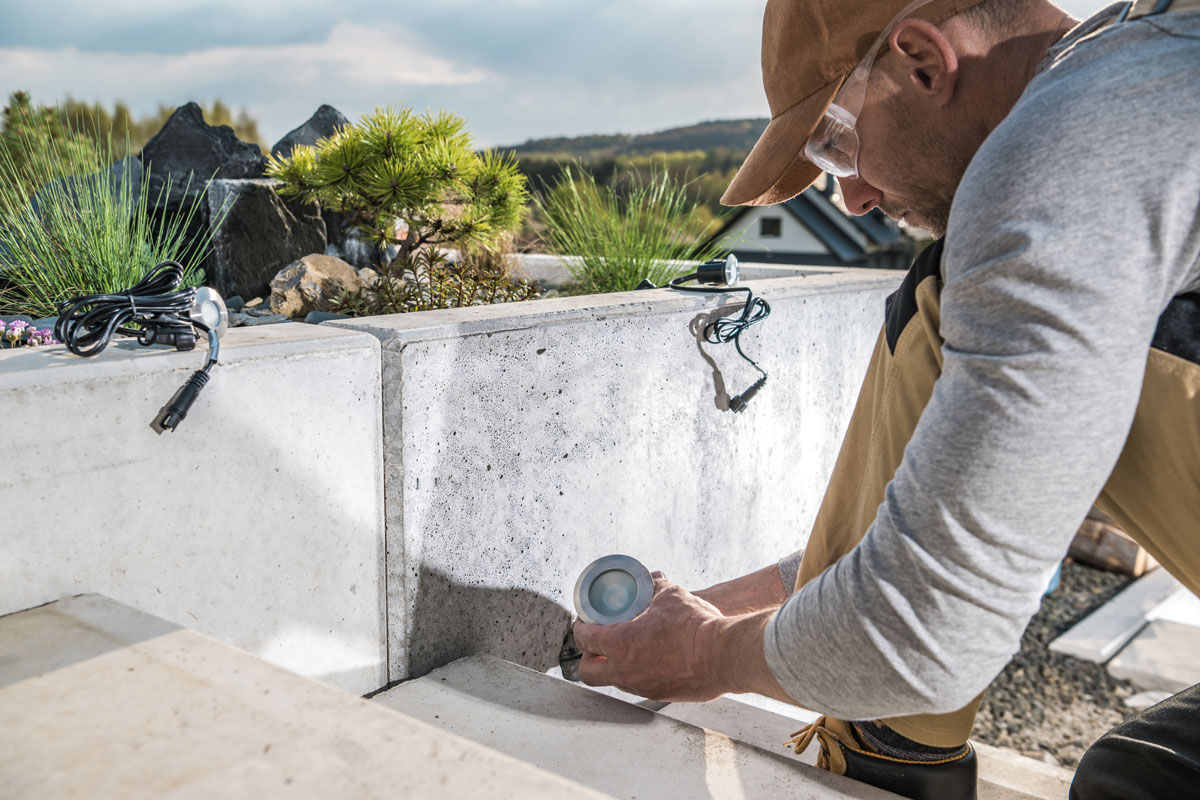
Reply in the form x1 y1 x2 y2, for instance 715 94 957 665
375 654 902 799
1107 620 1200 692
1048 568 1181 664
0 323 387 694
333 270 901 680
0 595 604 799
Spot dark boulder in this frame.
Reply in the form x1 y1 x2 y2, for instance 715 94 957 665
270 104 349 159
139 102 266 211
205 179 326 300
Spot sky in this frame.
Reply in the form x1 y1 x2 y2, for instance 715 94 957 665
0 0 1115 149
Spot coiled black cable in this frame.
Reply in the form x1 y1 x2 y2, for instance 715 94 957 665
54 261 208 357
667 274 771 412
54 261 220 432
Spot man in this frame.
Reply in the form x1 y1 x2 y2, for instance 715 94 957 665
571 1 1200 798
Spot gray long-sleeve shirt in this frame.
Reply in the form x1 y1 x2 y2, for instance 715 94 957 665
765 6 1200 719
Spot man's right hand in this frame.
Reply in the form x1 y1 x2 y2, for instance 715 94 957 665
693 563 790 616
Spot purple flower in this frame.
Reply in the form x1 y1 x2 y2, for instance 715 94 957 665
9 320 28 330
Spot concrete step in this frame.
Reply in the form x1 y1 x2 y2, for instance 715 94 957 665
374 654 902 799
0 595 607 799
1048 567 1180 664
657 695 1072 800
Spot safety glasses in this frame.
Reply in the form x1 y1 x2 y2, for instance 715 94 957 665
804 0 934 179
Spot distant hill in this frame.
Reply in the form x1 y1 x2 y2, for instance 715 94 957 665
503 118 768 160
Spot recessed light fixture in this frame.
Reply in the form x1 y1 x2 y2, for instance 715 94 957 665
573 554 654 625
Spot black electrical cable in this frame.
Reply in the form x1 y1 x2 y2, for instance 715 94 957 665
54 261 220 433
667 273 771 412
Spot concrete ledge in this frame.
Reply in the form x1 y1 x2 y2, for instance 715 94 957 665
0 595 603 799
0 323 387 694
375 655 901 798
332 270 901 680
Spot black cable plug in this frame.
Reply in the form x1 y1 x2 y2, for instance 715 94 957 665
729 375 768 413
151 369 211 434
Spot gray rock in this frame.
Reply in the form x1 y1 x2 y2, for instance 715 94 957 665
224 295 245 311
271 104 349 159
269 254 363 319
240 313 289 326
304 311 350 325
30 157 142 223
204 178 326 300
0 315 35 326
32 316 58 331
245 306 278 318
227 312 250 328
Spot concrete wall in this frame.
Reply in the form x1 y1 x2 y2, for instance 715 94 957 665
2 266 900 693
333 267 901 681
0 323 387 695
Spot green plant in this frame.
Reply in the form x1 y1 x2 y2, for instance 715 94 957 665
266 105 528 269
535 164 730 294
334 244 539 316
1 92 101 197
0 109 221 318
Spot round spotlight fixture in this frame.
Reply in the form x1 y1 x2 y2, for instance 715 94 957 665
695 254 739 286
573 554 655 625
189 287 228 341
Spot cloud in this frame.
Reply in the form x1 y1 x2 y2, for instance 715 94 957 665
0 21 487 94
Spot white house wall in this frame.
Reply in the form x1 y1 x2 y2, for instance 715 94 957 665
718 207 830 258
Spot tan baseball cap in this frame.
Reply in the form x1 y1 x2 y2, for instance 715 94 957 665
721 0 985 207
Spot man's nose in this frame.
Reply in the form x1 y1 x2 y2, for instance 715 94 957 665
836 176 882 216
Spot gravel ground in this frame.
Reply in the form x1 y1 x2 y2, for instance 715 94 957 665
973 559 1140 769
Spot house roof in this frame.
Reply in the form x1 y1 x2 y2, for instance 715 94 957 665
711 184 906 263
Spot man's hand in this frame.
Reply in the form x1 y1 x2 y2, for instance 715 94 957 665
572 571 793 705
573 572 728 702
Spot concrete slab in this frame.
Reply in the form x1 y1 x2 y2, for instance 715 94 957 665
507 253 852 289
1146 585 1200 627
0 595 606 800
972 742 1074 800
1107 619 1200 692
661 697 1070 799
375 654 902 799
1048 568 1180 664
333 271 901 680
0 323 387 694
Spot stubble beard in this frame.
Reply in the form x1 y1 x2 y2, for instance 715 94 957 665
882 96 976 238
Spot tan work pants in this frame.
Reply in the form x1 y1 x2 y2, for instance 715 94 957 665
794 241 1200 747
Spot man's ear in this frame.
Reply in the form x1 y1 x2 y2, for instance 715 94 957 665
887 19 959 106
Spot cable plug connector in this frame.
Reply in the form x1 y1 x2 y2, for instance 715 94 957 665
729 376 767 413
151 369 211 434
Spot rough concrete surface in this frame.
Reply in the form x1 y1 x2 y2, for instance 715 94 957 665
375 654 902 799
0 323 387 694
0 595 605 800
332 269 900 680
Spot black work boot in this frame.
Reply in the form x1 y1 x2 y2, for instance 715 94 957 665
787 716 977 800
